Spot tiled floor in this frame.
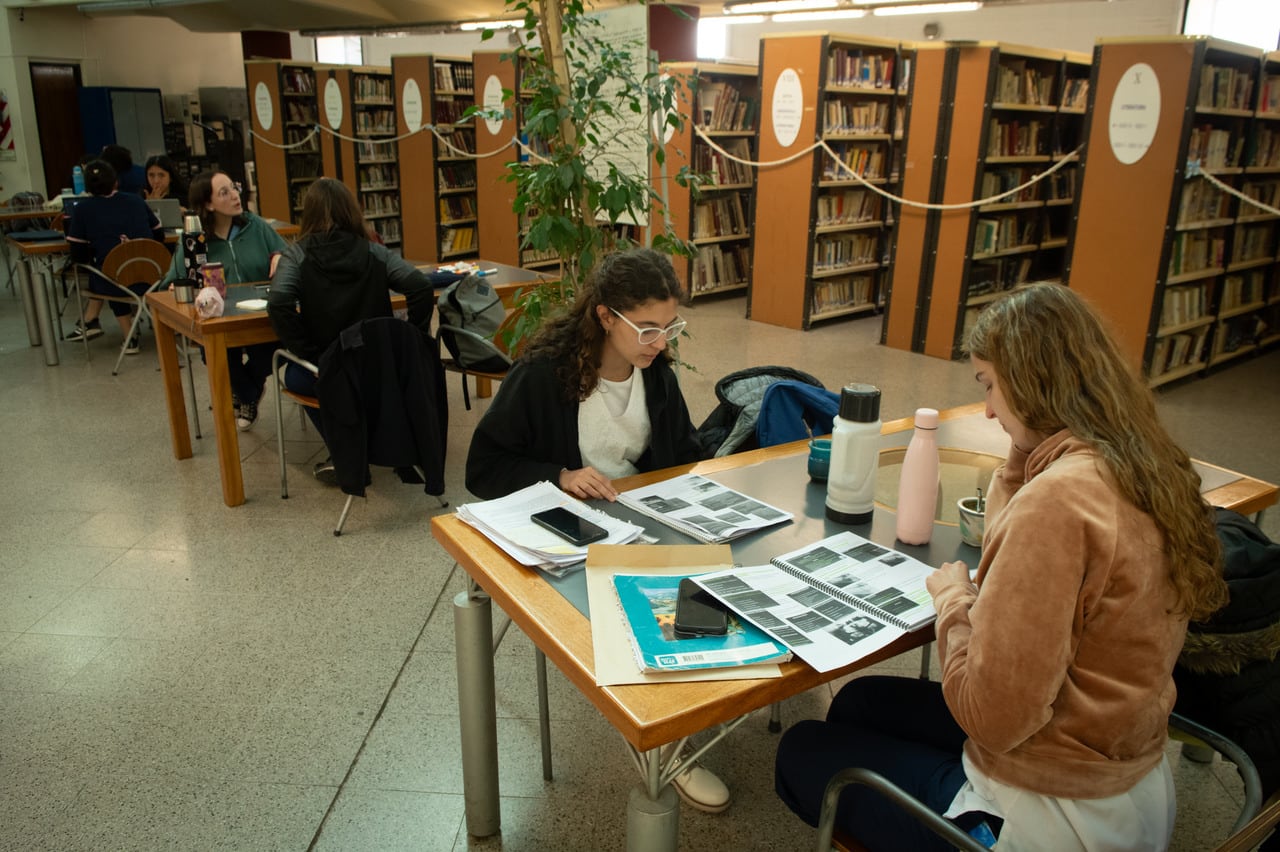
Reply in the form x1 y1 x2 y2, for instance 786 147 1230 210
1 279 1275 850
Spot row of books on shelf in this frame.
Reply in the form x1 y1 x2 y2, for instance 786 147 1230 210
1198 63 1254 112
693 142 753 186
695 81 759 132
968 256 1034 297
1168 231 1226 276
812 274 875 314
353 76 392 102
359 164 398 188
1150 327 1209 378
438 164 477 190
821 144 886 182
357 140 395 161
1188 125 1245 169
373 218 402 244
1253 127 1280 169
441 226 476 254
1214 314 1269 357
995 60 1056 106
281 68 315 95
354 111 395 135
438 130 475 156
827 48 896 90
1062 78 1090 110
813 232 879 271
690 243 751 293
1178 177 1232 224
987 119 1046 158
434 99 472 126
434 61 475 92
816 188 883 226
822 99 890 136
981 166 1041 204
285 158 320 181
363 191 400 215
440 196 476 221
521 245 559 266
285 127 319 152
691 193 750 240
1232 222 1277 262
974 215 1037 255
1159 283 1208 328
1263 75 1280 115
1221 271 1266 310
285 102 317 125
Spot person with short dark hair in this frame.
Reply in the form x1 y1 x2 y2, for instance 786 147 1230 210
142 155 187 203
65 159 164 350
98 144 147 196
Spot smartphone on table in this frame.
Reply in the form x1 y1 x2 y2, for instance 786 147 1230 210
674 578 729 638
530 506 609 547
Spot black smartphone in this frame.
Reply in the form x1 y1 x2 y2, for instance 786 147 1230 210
530 507 609 547
674 578 729 638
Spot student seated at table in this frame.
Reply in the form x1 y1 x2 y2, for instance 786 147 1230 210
161 170 287 431
466 248 727 812
774 283 1229 851
142 155 187 204
64 158 164 351
99 144 147 197
267 177 447 483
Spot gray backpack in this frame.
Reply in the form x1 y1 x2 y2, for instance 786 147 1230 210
436 274 510 372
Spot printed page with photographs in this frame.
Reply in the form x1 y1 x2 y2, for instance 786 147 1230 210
616 473 794 543
690 531 937 673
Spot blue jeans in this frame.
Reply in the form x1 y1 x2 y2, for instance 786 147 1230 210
775 676 973 852
283 361 324 440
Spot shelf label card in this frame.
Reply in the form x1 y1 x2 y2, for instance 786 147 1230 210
772 68 804 148
483 74 505 136
1108 63 1160 165
402 78 424 133
324 78 343 130
254 82 273 132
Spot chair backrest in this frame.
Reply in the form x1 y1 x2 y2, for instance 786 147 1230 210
101 239 172 289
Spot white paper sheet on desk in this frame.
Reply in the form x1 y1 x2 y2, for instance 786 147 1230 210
586 544 783 686
235 298 268 311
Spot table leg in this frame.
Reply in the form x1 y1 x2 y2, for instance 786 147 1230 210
627 749 679 852
31 264 59 366
205 336 245 507
154 316 192 461
475 376 493 399
455 587 500 837
14 257 41 345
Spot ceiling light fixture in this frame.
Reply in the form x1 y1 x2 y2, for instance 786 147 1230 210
725 0 838 15
772 8 868 21
709 13 768 23
459 19 523 30
872 1 981 13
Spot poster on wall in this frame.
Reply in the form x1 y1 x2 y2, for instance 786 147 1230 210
0 89 17 161
583 3 649 227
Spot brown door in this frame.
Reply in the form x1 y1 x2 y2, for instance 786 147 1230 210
30 62 84 200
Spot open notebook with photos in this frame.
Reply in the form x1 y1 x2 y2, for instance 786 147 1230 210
616 473 793 543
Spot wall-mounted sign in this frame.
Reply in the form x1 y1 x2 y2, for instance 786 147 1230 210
254 81 273 132
483 74 505 136
324 78 343 130
1108 62 1160 166
402 79 423 133
772 68 804 148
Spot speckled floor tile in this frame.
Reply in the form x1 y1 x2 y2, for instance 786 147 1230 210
313 787 465 851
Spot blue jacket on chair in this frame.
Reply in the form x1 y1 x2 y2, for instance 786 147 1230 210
755 380 841 448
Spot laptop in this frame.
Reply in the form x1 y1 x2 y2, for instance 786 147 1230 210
146 198 184 229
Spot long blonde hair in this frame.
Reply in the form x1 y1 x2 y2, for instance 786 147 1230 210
967 283 1226 620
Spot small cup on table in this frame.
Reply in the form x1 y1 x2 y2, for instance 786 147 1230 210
807 438 832 482
957 496 985 548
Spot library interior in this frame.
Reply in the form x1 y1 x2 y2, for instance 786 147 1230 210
1 0 1279 850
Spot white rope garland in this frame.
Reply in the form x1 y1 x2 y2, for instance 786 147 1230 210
1195 166 1280 218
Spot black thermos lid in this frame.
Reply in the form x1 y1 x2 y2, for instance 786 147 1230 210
839 384 881 422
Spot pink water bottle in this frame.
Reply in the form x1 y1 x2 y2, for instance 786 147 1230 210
895 408 940 545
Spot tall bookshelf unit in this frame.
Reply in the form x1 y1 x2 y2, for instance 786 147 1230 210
1068 37 1271 387
473 51 521 268
752 33 904 330
656 62 760 301
392 55 477 262
246 61 330 223
350 67 402 249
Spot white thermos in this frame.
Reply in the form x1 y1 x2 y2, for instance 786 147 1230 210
825 384 882 525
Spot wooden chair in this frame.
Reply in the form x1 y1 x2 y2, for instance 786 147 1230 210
73 238 172 375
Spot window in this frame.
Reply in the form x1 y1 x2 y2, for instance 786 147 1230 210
1183 0 1280 51
697 18 728 60
315 35 363 65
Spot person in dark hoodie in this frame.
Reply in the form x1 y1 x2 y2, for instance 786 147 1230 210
267 177 447 482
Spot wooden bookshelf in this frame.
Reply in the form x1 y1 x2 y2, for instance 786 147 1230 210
654 61 760 302
1067 37 1269 387
349 67 402 249
473 51 521 269
392 54 477 263
752 33 905 330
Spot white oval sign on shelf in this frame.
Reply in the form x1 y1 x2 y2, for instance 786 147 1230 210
402 78 424 133
1108 62 1161 166
483 74 505 136
772 68 804 148
324 78 343 130
254 81 273 132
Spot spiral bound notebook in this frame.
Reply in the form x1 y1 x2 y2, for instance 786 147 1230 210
690 530 937 673
616 472 793 543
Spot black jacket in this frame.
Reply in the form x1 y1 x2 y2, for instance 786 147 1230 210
316 318 447 497
268 231 439 365
465 355 703 500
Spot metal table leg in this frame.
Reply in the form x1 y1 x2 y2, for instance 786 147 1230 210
31 261 59 366
626 748 679 852
455 585 500 837
14 256 41 346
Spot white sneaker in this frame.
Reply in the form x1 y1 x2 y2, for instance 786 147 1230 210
669 753 731 814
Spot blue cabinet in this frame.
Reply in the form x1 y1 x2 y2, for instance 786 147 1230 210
79 86 165 161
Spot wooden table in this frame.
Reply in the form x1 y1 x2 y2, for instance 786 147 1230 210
430 405 1278 848
149 260 542 508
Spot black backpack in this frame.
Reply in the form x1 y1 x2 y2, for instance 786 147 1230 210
436 274 510 373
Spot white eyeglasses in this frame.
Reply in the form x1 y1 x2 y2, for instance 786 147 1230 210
215 182 243 199
609 307 687 345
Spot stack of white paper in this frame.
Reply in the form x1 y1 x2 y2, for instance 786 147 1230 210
617 473 794 543
457 481 645 573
